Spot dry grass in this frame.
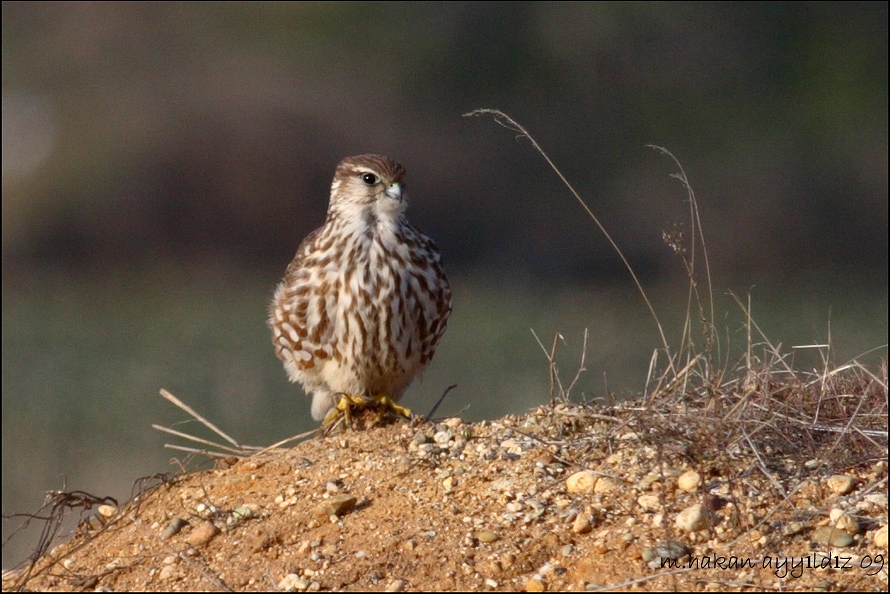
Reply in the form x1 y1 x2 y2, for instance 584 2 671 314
466 108 888 555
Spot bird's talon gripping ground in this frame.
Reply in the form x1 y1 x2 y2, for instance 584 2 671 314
373 394 412 419
322 393 411 429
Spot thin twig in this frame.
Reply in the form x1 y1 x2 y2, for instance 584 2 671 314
159 389 240 448
564 328 589 399
465 109 674 374
425 383 459 420
151 424 246 456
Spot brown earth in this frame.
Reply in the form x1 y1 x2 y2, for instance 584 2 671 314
5 401 888 592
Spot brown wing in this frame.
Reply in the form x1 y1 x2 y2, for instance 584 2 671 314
269 226 337 372
405 227 452 367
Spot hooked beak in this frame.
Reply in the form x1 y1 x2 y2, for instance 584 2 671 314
385 183 403 202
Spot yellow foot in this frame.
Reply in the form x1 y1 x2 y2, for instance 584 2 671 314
371 394 412 420
322 393 412 430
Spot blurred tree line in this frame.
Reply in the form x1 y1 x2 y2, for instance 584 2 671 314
3 2 887 282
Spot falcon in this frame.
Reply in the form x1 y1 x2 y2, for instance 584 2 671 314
269 155 451 425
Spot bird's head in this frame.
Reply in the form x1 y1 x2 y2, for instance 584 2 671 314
328 154 408 223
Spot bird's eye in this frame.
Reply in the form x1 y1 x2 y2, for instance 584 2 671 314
361 173 378 185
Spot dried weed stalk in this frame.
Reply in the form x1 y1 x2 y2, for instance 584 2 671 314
469 108 888 554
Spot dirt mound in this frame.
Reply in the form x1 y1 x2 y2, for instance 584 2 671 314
5 399 888 592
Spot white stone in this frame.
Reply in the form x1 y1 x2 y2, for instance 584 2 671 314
834 511 860 535
572 514 593 534
97 504 117 518
677 471 702 493
566 471 597 494
825 475 855 495
278 574 310 592
675 504 713 532
637 494 661 512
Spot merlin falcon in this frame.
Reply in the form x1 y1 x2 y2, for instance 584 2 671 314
269 155 452 424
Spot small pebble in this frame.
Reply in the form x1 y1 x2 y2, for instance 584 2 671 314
187 521 220 547
158 565 179 581
833 511 860 535
278 573 310 591
477 530 499 543
525 577 545 592
231 504 256 522
783 521 805 536
385 579 405 592
637 495 660 512
675 504 712 532
566 471 597 494
314 494 357 518
572 514 593 534
677 471 702 493
97 504 118 519
412 432 433 446
825 475 855 495
873 525 888 548
161 518 188 540
656 540 690 559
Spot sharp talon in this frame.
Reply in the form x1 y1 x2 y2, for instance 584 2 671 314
373 394 412 419
322 393 411 430
321 393 354 429
322 404 343 428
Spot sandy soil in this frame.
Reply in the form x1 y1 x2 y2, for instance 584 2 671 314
5 402 888 592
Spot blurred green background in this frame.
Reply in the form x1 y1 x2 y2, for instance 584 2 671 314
2 3 887 567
